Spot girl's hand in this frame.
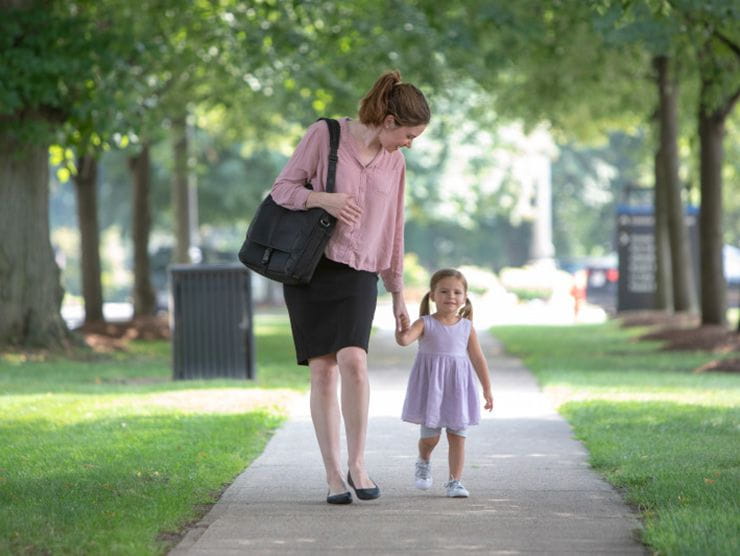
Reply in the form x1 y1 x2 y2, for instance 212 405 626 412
483 390 494 412
398 313 411 331
395 317 425 347
308 192 362 226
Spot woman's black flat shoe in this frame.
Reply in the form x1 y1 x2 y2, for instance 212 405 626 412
326 490 353 505
347 471 380 500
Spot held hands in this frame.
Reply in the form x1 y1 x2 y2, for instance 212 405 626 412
393 293 414 346
394 314 412 346
398 313 411 332
392 293 409 334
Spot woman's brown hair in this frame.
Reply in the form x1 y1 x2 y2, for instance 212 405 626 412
358 70 430 127
419 268 473 321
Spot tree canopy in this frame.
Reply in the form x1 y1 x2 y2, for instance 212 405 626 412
2 0 739 346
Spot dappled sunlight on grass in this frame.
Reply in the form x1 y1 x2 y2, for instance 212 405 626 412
561 400 739 556
0 312 303 554
0 315 308 395
2 388 302 426
113 387 301 415
493 322 740 556
545 383 738 408
494 321 739 409
0 410 282 555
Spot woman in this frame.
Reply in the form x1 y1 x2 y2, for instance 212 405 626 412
270 70 430 504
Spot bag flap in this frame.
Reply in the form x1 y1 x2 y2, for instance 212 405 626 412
247 195 325 251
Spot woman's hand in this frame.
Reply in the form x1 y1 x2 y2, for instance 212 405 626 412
392 291 409 333
307 192 362 226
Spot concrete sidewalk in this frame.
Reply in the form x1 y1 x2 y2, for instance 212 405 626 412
171 329 646 555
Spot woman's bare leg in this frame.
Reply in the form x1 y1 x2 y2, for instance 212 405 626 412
336 346 374 488
308 354 346 493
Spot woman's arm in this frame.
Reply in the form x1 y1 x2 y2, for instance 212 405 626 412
270 122 324 211
395 317 424 347
379 159 406 294
467 326 494 411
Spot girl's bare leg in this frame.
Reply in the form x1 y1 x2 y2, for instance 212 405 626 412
419 435 440 461
447 431 466 480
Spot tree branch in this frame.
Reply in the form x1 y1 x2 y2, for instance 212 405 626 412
713 30 740 61
664 0 740 61
720 86 740 120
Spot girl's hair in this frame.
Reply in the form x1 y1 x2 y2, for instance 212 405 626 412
358 70 431 127
419 268 474 321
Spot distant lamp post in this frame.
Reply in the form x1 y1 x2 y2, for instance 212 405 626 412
527 127 557 269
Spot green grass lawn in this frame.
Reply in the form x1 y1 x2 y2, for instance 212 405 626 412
493 322 740 556
0 313 305 555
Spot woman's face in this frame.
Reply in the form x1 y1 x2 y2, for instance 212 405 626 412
379 116 426 152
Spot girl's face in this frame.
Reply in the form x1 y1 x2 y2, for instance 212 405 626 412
379 116 426 152
430 277 466 316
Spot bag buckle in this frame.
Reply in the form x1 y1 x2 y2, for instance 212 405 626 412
261 247 273 265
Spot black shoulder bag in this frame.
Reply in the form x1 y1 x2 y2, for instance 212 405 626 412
238 118 340 285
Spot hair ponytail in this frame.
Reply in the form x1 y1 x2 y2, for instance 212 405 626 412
358 70 430 127
459 297 474 322
419 292 431 317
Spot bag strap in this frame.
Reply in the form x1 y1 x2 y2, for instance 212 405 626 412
317 117 340 194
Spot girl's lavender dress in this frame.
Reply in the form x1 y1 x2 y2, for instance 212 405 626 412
401 315 481 430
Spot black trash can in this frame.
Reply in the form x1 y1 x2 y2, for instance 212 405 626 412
169 263 254 380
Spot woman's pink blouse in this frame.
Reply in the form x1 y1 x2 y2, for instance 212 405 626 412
270 117 405 293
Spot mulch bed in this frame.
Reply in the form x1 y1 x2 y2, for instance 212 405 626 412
693 357 740 374
74 315 170 352
616 310 739 373
639 324 739 353
618 310 700 329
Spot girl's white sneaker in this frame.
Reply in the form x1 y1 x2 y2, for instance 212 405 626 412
444 479 469 498
415 458 432 490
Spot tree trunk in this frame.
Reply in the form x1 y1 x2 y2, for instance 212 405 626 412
653 146 673 311
655 55 697 313
698 110 727 325
74 153 104 323
698 92 733 326
129 144 157 317
0 137 70 348
172 114 191 264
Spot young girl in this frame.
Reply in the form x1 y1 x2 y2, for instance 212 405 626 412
395 269 494 498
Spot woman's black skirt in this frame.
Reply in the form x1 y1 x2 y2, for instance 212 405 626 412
283 256 378 366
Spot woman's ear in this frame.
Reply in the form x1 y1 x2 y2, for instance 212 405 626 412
383 114 396 129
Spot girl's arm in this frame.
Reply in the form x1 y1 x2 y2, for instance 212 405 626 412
395 317 424 347
468 326 494 411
